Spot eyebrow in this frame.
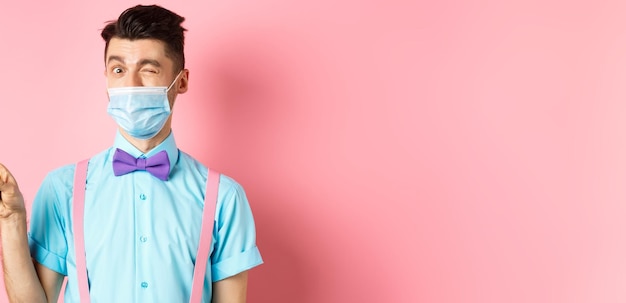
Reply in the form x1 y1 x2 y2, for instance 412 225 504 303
106 55 162 68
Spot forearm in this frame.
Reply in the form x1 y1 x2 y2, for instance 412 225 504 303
212 271 248 303
1 213 47 303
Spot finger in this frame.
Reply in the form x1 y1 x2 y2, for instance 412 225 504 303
0 163 21 195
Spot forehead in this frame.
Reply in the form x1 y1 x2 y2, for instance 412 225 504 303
106 37 174 68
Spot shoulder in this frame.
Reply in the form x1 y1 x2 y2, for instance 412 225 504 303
42 163 77 187
215 173 252 220
40 148 112 191
33 163 77 209
176 150 208 174
218 174 245 196
175 150 249 202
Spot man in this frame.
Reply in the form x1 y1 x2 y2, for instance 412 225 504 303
0 5 262 302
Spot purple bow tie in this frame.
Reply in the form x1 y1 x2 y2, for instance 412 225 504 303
112 148 170 181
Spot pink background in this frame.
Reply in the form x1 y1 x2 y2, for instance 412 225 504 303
2 0 626 302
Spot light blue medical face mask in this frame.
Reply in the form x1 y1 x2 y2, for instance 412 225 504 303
107 72 182 140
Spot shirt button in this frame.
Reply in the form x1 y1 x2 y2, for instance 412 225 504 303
140 236 148 243
141 282 148 288
139 194 147 200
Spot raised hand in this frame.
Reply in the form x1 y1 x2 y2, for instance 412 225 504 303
0 163 26 220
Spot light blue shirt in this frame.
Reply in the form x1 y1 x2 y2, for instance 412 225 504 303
28 131 263 302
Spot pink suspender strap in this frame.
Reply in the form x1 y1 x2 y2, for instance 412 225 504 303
73 159 220 303
73 159 91 303
189 169 220 303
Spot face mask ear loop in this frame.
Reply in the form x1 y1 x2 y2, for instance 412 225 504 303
167 70 183 92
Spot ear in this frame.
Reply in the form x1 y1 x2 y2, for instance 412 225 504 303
177 69 189 94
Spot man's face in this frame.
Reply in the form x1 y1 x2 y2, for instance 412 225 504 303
104 37 187 106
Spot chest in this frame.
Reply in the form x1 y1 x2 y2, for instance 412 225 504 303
81 173 206 264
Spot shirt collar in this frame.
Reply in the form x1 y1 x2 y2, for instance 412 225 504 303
112 130 179 175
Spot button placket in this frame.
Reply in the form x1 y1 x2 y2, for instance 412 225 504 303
135 184 152 295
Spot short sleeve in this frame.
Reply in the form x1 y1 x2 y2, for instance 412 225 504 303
28 165 75 276
210 175 263 281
